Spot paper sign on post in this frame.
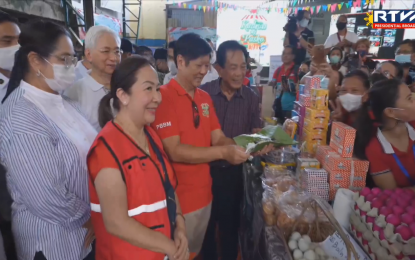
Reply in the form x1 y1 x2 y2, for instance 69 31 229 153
320 228 370 260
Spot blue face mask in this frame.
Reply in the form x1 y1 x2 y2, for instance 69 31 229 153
358 50 367 57
395 54 411 64
330 56 341 64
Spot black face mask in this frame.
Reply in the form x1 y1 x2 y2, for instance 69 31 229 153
336 22 347 30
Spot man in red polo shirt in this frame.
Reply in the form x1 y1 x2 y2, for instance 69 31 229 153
151 33 249 259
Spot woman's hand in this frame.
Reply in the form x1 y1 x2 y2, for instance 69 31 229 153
173 225 189 260
83 218 95 248
318 63 333 78
330 98 344 122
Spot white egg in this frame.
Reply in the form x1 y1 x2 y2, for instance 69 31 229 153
288 240 298 250
298 238 310 252
315 247 325 256
302 234 312 244
304 250 316 260
293 249 303 259
291 232 302 241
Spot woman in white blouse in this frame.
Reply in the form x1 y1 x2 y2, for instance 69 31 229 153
0 20 97 260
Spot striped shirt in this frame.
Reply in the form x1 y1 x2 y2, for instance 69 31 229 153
200 78 262 139
200 78 262 167
0 81 97 260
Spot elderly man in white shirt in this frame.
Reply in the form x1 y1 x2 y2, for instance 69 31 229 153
64 25 121 131
324 15 359 57
74 59 91 80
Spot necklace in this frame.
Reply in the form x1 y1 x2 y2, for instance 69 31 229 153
114 118 150 155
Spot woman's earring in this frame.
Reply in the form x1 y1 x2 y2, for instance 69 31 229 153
36 70 41 77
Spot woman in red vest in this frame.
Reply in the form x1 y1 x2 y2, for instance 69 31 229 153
87 56 188 260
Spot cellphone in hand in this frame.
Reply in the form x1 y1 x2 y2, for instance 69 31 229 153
308 37 315 46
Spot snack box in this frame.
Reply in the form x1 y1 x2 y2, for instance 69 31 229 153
309 189 329 201
311 88 329 110
303 168 328 183
303 118 329 133
302 128 327 144
304 76 312 89
328 169 367 188
315 145 336 165
305 107 330 123
297 158 321 170
324 155 369 173
292 110 299 118
293 101 306 118
311 76 322 89
299 84 305 96
330 122 356 158
304 138 326 155
299 94 311 107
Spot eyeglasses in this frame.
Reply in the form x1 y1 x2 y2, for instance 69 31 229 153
52 55 78 69
192 101 200 129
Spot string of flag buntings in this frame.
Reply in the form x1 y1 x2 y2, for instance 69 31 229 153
167 0 385 13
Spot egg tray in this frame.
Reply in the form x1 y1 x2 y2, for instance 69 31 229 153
349 193 415 259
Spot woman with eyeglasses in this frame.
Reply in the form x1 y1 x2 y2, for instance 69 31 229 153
0 20 97 260
371 60 403 82
64 25 121 131
88 56 188 260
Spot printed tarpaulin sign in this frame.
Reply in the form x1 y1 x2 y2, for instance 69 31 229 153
76 9 122 40
168 27 217 44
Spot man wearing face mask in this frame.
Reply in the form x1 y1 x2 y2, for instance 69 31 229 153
0 13 20 105
64 25 121 131
164 41 177 85
284 10 314 66
395 39 415 88
324 15 358 56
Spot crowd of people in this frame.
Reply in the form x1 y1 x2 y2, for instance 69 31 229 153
0 6 415 260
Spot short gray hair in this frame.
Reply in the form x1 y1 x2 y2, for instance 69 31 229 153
84 25 120 50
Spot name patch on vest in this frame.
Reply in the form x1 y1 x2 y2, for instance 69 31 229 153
157 121 172 129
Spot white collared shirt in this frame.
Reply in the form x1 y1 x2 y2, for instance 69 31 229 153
0 73 9 107
377 123 415 154
201 66 219 85
75 60 90 81
64 74 108 131
163 66 219 86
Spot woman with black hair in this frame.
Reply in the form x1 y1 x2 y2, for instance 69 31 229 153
328 47 343 71
372 60 404 81
0 20 97 260
355 79 415 189
284 10 314 65
88 56 188 260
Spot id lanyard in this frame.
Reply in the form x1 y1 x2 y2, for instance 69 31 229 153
392 144 415 186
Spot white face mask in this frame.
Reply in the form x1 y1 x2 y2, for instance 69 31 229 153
41 60 76 92
339 93 363 112
168 60 177 75
0 44 20 71
210 51 216 64
299 19 309 28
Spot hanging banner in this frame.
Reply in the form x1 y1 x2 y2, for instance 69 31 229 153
76 9 122 40
167 27 217 44
217 8 286 66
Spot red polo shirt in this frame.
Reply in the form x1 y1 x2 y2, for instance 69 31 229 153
151 79 221 214
365 122 415 188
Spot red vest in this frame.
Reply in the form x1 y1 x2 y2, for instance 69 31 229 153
87 121 176 260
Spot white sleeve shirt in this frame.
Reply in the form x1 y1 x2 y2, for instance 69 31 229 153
324 31 359 49
63 74 108 131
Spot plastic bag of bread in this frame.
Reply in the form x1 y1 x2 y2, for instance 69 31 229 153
283 119 298 139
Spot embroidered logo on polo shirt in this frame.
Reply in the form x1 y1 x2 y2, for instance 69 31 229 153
156 121 171 129
201 103 210 117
